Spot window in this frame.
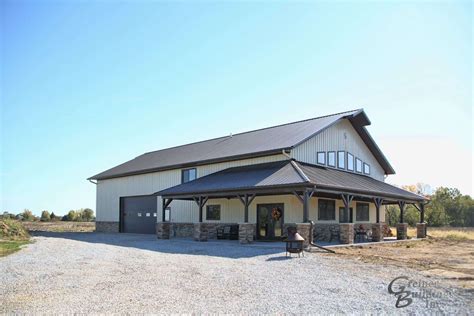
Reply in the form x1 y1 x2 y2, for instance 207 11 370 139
356 158 362 173
337 151 345 169
363 163 370 175
317 152 326 165
356 203 369 221
318 199 335 220
206 205 221 220
327 152 336 167
339 207 353 223
347 153 354 171
181 168 197 183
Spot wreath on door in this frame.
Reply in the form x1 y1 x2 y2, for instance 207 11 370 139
271 207 282 221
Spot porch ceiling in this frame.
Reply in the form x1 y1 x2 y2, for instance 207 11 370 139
154 160 427 203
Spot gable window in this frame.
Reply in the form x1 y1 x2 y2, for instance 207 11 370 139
356 203 369 221
355 158 362 173
363 163 370 175
318 199 335 220
206 205 221 221
327 152 336 167
317 152 326 165
337 151 345 169
347 153 354 171
339 207 353 223
181 168 197 183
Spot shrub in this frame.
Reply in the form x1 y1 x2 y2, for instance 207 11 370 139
20 209 35 221
66 210 77 221
40 210 51 222
0 218 30 240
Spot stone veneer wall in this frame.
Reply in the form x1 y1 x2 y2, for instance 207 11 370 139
171 222 238 239
95 221 119 233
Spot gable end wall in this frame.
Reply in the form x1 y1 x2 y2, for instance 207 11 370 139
291 119 386 181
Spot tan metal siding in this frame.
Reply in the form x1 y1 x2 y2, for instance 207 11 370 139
291 119 386 181
96 154 288 222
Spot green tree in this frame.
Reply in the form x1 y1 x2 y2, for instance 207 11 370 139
20 209 35 221
82 208 94 222
66 210 77 221
40 210 51 222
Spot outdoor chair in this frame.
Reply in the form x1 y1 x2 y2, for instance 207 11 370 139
229 225 239 240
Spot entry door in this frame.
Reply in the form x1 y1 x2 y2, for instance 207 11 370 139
257 203 284 240
121 196 157 234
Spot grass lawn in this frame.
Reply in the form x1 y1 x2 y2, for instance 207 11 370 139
0 240 30 257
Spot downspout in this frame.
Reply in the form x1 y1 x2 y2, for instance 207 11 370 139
282 149 292 159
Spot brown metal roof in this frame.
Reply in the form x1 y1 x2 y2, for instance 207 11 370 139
156 160 425 202
89 109 395 180
155 160 309 197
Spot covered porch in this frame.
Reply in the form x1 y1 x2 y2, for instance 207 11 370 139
154 160 428 246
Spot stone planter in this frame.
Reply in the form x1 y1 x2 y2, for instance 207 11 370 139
416 223 427 238
194 223 209 241
339 223 354 244
371 223 384 242
396 223 408 240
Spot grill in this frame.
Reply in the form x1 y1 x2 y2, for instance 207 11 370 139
284 227 305 257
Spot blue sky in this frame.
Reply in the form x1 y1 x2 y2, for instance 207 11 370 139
1 1 472 215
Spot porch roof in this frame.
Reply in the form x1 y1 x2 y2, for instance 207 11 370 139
155 160 426 202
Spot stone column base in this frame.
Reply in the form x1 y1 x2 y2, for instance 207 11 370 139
156 222 171 239
371 223 384 242
95 221 119 233
296 223 311 248
339 223 354 244
238 223 255 244
194 223 209 241
416 223 427 238
397 223 408 240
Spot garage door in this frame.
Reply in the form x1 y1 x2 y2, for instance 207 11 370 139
121 196 157 234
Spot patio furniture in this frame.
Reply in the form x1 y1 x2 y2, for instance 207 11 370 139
229 225 239 240
354 226 368 242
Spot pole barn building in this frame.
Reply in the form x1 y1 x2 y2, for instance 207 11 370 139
88 109 427 244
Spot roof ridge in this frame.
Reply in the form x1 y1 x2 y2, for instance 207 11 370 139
140 108 362 157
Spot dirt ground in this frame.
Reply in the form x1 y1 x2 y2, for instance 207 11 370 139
329 237 474 289
22 221 95 232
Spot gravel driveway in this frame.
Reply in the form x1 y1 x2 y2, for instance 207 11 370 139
1 233 472 314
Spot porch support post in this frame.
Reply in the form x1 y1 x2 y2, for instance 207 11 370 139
293 189 314 223
341 193 354 222
398 201 406 223
373 197 383 224
162 198 173 222
237 193 256 223
420 202 425 223
193 196 208 223
397 200 408 240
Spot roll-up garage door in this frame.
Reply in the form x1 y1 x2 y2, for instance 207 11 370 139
121 196 157 234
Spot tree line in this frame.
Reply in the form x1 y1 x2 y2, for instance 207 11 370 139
1 208 95 222
385 186 474 227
